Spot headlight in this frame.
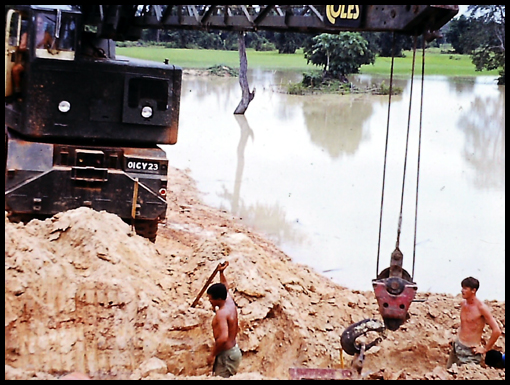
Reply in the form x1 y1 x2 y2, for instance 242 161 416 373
141 106 153 119
58 101 71 113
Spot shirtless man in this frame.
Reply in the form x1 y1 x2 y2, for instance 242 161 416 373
206 261 242 378
447 277 502 369
35 17 54 50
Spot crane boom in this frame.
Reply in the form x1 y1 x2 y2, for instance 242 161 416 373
79 5 459 41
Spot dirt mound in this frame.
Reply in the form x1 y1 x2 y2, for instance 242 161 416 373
4 167 505 380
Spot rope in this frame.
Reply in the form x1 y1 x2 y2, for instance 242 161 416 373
412 39 427 281
376 32 396 277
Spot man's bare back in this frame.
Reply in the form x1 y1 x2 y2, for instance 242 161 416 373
211 296 238 352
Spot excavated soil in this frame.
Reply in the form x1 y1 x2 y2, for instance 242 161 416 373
5 166 505 380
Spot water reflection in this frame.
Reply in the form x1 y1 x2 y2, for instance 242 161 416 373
303 96 373 158
230 115 253 215
163 70 505 301
217 115 306 247
458 89 505 190
447 77 477 93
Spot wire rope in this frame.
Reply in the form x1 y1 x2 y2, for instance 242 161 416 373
376 33 424 280
375 32 396 277
412 38 427 281
396 35 419 250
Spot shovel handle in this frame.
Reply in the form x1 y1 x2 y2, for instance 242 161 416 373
191 261 227 308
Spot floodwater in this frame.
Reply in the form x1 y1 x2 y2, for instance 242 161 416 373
162 69 505 301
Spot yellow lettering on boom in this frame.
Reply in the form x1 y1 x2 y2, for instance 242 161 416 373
348 5 360 20
327 5 342 25
341 5 349 19
326 5 361 24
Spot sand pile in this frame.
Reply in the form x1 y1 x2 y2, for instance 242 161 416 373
4 167 505 380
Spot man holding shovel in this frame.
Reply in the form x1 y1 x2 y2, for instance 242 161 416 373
205 261 242 378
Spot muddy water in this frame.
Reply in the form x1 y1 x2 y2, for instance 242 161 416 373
162 69 505 301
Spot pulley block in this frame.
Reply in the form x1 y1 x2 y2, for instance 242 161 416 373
372 276 417 331
373 247 418 331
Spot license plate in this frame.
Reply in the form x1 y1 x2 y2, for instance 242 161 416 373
126 160 161 173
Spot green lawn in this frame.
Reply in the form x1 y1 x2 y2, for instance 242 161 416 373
117 46 500 77
117 47 314 71
361 49 500 77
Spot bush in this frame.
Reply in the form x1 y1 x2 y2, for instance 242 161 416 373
375 81 403 95
256 42 277 52
116 41 144 48
287 83 306 95
207 65 239 77
301 72 324 88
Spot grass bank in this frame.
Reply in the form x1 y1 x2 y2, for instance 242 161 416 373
117 46 500 78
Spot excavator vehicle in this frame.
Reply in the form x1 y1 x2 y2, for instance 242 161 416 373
5 5 182 241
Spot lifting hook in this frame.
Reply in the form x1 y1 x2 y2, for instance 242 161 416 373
340 318 386 356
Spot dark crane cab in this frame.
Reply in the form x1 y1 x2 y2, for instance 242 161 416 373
5 5 183 242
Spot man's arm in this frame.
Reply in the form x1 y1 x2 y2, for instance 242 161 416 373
219 262 236 305
19 32 28 51
474 304 502 354
218 261 229 292
36 32 53 49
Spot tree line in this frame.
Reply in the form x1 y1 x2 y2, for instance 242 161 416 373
137 5 505 85
446 5 505 84
140 27 417 58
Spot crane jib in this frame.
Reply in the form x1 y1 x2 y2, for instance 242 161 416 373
116 5 459 38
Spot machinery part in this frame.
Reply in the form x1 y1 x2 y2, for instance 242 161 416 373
5 134 169 243
131 178 140 221
131 219 159 243
352 343 366 375
97 5 458 39
372 277 417 331
341 318 386 356
377 267 412 282
373 247 418 331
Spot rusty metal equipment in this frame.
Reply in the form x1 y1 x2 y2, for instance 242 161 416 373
341 318 386 356
109 5 459 37
372 248 418 331
290 320 385 380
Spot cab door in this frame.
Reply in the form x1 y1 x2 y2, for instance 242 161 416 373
5 9 22 97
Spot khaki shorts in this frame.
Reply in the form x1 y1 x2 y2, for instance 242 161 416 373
447 339 482 369
213 345 242 378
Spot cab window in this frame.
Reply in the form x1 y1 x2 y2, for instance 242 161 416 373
7 13 22 47
58 15 77 51
35 12 77 61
